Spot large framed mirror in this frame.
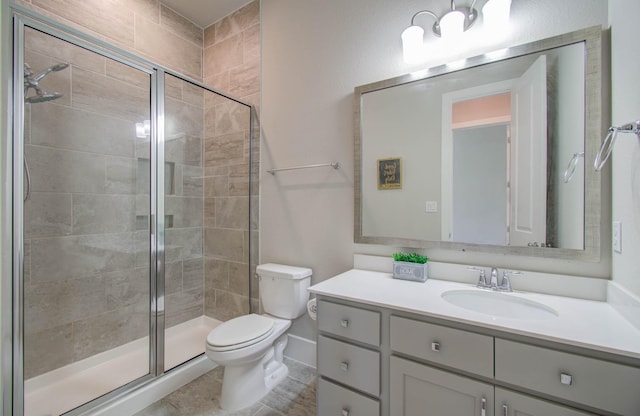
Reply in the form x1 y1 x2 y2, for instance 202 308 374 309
354 26 606 261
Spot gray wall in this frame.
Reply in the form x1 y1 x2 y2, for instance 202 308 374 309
261 0 609 342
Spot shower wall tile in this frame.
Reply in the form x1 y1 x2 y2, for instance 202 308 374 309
207 290 249 322
165 74 184 100
183 82 206 108
72 67 149 123
205 257 229 292
165 196 203 228
183 258 204 291
165 136 202 167
160 5 203 46
24 324 73 379
243 24 260 63
72 305 149 361
24 192 72 238
30 233 136 282
204 228 244 262
182 165 204 197
72 194 136 234
165 287 204 328
31 0 136 48
165 97 204 138
214 0 259 43
165 227 203 262
213 102 250 136
215 196 249 229
228 261 249 297
30 104 135 157
228 58 260 98
204 132 245 167
24 276 107 334
105 267 149 311
135 15 202 80
203 34 243 77
24 27 106 75
165 260 184 295
106 156 138 195
204 176 229 197
27 145 106 194
106 59 151 90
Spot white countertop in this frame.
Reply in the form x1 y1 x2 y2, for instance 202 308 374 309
308 269 640 360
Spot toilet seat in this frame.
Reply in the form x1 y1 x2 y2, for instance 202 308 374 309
207 314 275 352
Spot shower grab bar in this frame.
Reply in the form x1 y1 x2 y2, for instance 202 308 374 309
594 120 640 171
563 151 584 183
267 161 340 175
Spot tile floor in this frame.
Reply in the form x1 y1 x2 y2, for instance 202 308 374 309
135 358 317 416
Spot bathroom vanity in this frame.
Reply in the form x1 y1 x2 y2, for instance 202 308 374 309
309 269 640 416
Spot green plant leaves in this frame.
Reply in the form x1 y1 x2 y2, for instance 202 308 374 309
392 252 428 264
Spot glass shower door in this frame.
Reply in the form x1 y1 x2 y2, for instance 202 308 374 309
21 25 153 415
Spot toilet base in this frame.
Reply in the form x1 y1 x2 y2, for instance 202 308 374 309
219 334 289 411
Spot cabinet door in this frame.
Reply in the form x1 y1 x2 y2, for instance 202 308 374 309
496 388 596 416
390 356 493 416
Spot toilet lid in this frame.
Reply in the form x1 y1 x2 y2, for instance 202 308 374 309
207 314 275 349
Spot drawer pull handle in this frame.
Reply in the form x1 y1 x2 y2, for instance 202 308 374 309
341 409 350 416
431 342 441 352
502 404 509 416
340 361 349 372
560 372 573 385
480 397 487 416
340 319 350 328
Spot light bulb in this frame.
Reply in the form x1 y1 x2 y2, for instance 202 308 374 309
482 0 511 33
401 25 425 64
440 10 465 40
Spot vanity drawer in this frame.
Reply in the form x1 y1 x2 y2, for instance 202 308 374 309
390 315 493 378
318 300 380 346
318 378 380 416
317 335 380 396
495 339 640 415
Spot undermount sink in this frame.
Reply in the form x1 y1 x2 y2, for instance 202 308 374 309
441 290 558 320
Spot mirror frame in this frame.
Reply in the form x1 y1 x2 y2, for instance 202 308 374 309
354 26 607 261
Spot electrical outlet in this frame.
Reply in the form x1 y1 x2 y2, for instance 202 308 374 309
425 201 438 213
613 221 622 253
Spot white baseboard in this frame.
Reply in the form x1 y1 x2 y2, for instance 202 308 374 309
91 356 215 416
284 334 316 368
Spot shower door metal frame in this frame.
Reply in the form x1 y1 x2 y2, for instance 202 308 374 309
5 5 256 415
9 11 163 416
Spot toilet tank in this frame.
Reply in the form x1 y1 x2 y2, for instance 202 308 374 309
257 263 312 319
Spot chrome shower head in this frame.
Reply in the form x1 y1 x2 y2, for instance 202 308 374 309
25 91 63 104
33 62 69 82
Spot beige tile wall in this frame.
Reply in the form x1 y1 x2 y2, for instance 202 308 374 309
18 0 261 376
15 0 204 80
202 1 261 321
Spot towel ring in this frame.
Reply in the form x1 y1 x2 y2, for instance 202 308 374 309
594 120 640 171
563 151 584 183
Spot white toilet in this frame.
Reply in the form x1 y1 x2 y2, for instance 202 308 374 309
205 263 312 411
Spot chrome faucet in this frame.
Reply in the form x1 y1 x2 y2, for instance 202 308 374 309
468 266 521 292
489 268 499 289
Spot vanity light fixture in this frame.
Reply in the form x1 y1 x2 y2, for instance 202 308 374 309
401 0 511 64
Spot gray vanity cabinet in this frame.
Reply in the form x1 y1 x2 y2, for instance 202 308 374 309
390 356 493 416
315 296 638 416
496 388 595 416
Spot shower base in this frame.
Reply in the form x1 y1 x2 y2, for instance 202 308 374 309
25 316 220 416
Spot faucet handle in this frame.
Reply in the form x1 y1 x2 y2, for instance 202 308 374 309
499 270 522 292
468 267 489 288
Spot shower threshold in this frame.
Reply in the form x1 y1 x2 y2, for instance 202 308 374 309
24 316 220 416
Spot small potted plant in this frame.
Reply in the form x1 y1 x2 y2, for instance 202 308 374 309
392 252 429 282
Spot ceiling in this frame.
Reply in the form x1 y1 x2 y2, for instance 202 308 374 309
160 0 253 28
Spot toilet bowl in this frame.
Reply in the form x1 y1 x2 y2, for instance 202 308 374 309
205 263 312 411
